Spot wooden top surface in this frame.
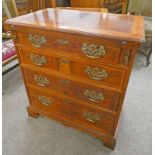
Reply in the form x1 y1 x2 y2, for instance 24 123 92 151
5 8 145 42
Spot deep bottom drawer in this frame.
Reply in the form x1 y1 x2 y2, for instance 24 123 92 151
27 86 115 135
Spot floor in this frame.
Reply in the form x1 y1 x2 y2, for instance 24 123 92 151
2 53 152 155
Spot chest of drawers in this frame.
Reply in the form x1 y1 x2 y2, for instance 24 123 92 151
5 8 144 149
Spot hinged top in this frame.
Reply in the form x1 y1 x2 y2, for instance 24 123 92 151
5 8 145 42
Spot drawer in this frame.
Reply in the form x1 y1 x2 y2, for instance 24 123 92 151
23 68 120 111
72 62 125 90
28 86 115 134
21 53 125 90
17 31 121 65
18 47 58 70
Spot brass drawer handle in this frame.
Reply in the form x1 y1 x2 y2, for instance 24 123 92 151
28 34 46 48
81 43 106 58
30 53 47 66
83 112 100 123
85 66 108 80
57 39 69 45
38 95 52 105
34 75 49 87
84 90 104 102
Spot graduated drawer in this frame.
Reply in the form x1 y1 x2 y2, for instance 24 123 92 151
28 86 115 134
20 49 125 90
72 62 125 90
18 47 58 70
23 68 120 111
17 31 121 65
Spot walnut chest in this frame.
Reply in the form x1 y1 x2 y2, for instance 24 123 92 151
5 8 145 149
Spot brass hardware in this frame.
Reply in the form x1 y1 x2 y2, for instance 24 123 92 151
83 112 100 123
34 75 49 86
84 90 104 102
57 39 69 45
85 66 108 80
81 43 106 58
38 96 52 105
30 53 47 66
59 58 70 64
28 34 46 47
63 99 72 104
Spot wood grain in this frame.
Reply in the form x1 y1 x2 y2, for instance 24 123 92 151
5 8 145 42
4 8 144 150
23 68 121 112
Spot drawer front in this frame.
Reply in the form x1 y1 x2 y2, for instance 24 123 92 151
23 68 120 111
28 86 115 134
17 32 121 65
20 50 125 90
18 47 58 70
72 62 125 90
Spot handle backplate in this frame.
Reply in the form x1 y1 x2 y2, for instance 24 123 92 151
28 34 46 48
30 53 47 66
85 66 108 80
81 43 106 58
84 90 104 102
34 75 49 87
38 95 52 105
